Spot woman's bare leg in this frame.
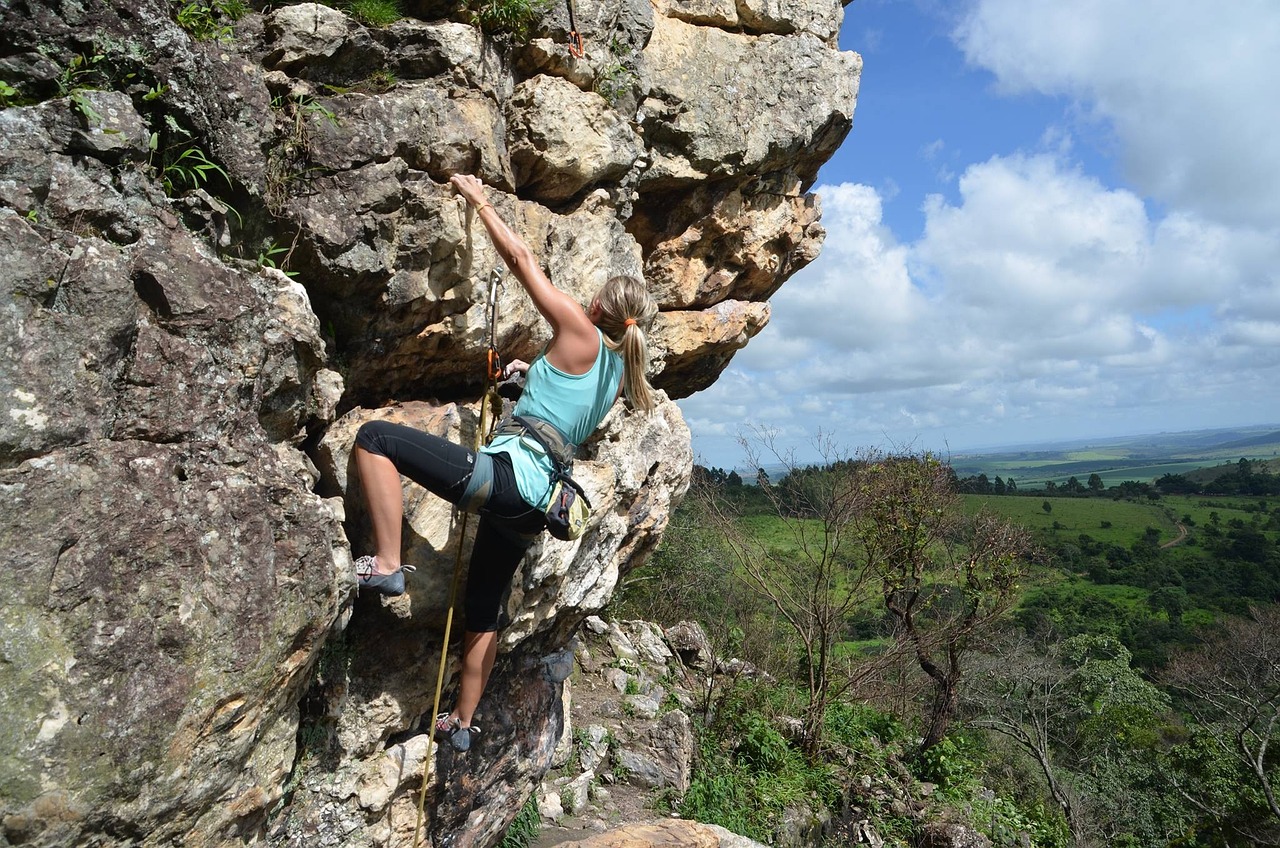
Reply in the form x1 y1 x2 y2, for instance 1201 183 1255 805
355 445 403 574
454 630 497 727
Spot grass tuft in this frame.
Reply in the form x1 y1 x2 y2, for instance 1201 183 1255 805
467 0 553 39
342 0 403 26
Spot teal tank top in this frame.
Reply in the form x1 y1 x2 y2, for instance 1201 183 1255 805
481 328 623 510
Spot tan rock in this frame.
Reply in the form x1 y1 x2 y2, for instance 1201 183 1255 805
653 0 842 41
644 183 825 308
651 300 772 396
653 0 739 29
737 0 844 42
507 75 643 202
305 83 514 188
637 15 860 186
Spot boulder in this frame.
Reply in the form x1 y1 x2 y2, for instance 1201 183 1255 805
919 822 995 848
664 621 714 671
635 15 858 188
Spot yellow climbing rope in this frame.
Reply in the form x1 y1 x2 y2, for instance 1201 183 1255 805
412 266 505 848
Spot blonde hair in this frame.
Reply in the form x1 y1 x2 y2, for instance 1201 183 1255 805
594 275 658 413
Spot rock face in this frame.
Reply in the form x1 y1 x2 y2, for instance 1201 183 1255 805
0 0 857 845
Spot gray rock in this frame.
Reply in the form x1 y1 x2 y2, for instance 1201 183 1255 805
623 694 662 719
919 822 995 848
616 709 692 792
506 75 643 202
263 3 386 83
664 620 713 671
579 725 611 774
620 619 674 668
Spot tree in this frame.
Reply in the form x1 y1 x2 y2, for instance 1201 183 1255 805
1147 586 1188 623
1087 473 1105 494
1163 605 1280 833
849 453 1032 753
967 633 1185 847
698 433 892 758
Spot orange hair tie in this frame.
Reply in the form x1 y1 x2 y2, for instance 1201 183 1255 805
623 318 637 328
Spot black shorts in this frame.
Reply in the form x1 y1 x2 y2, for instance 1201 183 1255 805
355 420 546 631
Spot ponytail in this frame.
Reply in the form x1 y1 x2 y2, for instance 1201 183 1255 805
594 275 658 413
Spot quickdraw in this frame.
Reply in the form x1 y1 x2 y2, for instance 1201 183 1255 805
485 268 504 384
565 0 585 58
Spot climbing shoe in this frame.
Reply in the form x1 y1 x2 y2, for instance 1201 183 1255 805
434 713 481 752
434 712 459 736
354 556 417 596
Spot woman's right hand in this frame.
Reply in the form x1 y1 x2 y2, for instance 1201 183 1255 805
503 359 530 379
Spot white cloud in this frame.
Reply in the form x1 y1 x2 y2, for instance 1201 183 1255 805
676 1 1280 468
954 0 1280 228
679 157 1280 466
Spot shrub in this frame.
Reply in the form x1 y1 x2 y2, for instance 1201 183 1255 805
467 0 552 39
174 1 247 41
497 796 540 848
680 707 840 843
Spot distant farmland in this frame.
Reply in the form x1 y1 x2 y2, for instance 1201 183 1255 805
949 425 1280 487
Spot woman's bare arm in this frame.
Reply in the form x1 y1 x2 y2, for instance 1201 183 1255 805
450 175 598 374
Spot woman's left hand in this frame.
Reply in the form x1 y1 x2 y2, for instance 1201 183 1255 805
450 174 489 209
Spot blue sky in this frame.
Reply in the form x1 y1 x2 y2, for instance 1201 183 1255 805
676 0 1280 470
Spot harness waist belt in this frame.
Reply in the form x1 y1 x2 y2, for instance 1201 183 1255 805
493 414 578 470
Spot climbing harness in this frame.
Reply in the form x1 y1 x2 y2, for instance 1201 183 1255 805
565 0 585 58
412 267 506 848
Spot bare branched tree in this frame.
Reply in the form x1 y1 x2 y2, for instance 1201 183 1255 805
695 430 893 758
850 452 1032 753
966 634 1087 838
695 432 1030 759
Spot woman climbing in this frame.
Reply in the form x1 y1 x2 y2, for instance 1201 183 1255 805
351 172 659 751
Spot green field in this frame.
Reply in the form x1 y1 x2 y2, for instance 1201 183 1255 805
961 493 1179 545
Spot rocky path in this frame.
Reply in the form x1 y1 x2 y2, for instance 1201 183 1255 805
527 618 760 847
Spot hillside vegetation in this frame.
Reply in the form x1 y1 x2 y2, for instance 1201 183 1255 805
617 453 1280 848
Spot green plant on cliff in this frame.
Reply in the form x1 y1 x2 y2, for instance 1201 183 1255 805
0 80 21 107
594 38 638 107
265 94 337 216
152 117 230 195
467 0 552 39
257 234 300 278
55 51 108 96
344 0 403 26
316 0 402 26
174 0 248 41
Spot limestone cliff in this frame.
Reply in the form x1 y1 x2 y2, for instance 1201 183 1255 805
0 1 858 845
